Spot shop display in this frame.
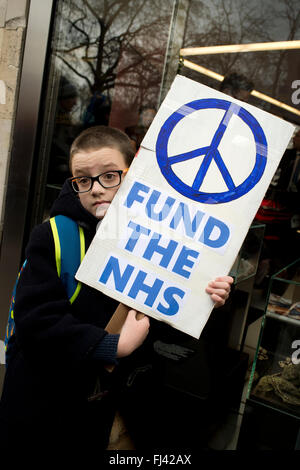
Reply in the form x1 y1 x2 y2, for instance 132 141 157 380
248 258 300 417
226 223 266 352
230 224 265 283
266 294 300 321
253 357 300 409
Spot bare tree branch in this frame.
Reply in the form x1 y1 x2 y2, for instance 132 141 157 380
56 54 93 91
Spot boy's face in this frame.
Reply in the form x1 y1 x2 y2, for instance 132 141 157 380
71 147 128 219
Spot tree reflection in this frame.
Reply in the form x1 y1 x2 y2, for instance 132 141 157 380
182 0 300 116
54 0 173 128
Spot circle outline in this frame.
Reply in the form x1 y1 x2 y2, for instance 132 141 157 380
155 98 267 204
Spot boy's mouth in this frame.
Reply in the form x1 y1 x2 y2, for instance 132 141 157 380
94 200 110 206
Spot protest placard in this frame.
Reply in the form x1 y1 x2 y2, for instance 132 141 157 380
76 75 295 338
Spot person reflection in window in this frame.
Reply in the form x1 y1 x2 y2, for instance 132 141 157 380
125 106 156 152
220 72 254 103
49 77 80 185
83 92 111 128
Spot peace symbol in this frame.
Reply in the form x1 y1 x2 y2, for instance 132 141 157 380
155 98 268 204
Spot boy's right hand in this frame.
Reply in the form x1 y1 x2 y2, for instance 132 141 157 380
117 309 150 358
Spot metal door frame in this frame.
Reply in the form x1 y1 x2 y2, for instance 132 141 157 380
0 0 55 339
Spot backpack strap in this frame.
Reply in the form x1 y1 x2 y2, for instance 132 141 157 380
4 260 27 354
4 216 86 364
49 215 85 304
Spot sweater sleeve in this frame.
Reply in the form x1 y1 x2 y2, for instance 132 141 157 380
13 222 115 370
91 334 120 364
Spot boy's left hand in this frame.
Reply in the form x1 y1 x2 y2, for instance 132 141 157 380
205 275 234 308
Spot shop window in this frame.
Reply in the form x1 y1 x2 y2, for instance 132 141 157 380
178 0 300 275
33 0 174 224
180 0 300 121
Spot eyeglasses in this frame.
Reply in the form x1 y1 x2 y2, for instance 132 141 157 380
70 169 128 193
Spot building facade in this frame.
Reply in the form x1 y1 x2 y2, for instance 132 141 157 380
0 0 299 449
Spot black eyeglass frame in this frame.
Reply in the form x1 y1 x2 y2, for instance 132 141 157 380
70 169 128 193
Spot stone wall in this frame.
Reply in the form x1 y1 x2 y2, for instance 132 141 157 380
0 0 29 243
0 0 29 386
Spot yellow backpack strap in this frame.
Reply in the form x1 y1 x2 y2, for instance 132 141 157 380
69 225 85 304
49 217 61 277
49 216 85 303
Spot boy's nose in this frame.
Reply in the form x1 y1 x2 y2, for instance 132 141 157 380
91 180 105 194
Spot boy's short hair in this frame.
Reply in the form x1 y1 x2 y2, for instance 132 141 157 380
69 125 135 171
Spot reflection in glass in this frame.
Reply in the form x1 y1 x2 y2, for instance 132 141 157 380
248 258 300 417
181 0 300 120
38 0 173 221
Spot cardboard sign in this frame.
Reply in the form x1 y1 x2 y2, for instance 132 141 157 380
76 75 294 338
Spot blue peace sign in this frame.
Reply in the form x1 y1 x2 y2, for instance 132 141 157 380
155 98 268 204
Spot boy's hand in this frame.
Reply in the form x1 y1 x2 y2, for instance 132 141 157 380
117 309 150 358
205 275 233 308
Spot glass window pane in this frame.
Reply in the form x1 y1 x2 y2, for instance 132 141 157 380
180 0 300 120
35 0 174 222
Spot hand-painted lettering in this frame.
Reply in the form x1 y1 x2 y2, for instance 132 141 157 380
157 286 186 316
123 180 232 252
98 254 188 317
128 270 164 307
143 233 178 268
170 202 205 238
125 221 151 252
199 216 230 248
125 181 150 209
146 190 175 221
99 255 134 292
172 246 200 279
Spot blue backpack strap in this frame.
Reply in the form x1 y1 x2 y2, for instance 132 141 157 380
49 215 85 304
4 260 27 356
5 216 85 365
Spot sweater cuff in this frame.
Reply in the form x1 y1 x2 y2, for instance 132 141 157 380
91 334 120 364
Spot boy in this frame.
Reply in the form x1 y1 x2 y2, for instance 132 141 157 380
0 126 232 454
